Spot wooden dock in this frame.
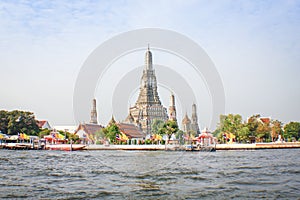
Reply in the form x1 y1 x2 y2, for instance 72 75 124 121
0 143 44 150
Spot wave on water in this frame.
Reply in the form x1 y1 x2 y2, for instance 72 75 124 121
0 149 299 199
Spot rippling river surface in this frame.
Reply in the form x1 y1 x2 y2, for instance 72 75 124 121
0 149 299 199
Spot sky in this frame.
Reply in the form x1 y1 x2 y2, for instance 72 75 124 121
0 0 299 129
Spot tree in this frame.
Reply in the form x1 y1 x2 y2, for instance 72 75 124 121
284 122 300 141
38 129 51 138
162 120 179 140
271 120 282 142
247 114 261 137
151 119 165 135
1 110 40 135
256 122 270 142
237 126 250 143
175 130 184 144
217 114 248 142
94 128 106 142
104 123 120 143
0 110 9 134
65 132 80 144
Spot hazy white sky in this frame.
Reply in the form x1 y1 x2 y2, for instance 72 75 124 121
0 0 299 128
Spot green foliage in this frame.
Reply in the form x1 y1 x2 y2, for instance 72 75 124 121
38 129 51 138
216 114 249 142
151 119 165 134
246 114 261 136
0 110 39 135
255 121 271 142
94 128 106 142
175 130 184 144
0 110 9 134
215 114 273 143
153 120 179 140
145 139 152 145
66 132 79 144
214 114 299 143
271 120 283 142
237 126 250 142
244 114 271 142
161 120 179 140
284 122 300 141
103 123 120 143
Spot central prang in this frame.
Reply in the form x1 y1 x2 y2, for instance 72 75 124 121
124 46 169 134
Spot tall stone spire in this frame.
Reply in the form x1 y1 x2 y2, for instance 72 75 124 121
90 98 98 124
128 45 168 134
191 103 200 134
145 44 153 70
136 45 162 106
169 94 177 123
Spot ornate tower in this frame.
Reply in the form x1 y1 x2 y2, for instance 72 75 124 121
128 46 168 134
169 94 177 123
182 113 191 133
191 103 200 134
90 99 98 124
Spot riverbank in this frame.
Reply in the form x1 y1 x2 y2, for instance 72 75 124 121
83 142 300 151
216 142 300 150
2 142 300 151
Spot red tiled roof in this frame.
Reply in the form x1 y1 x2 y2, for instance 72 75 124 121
117 123 146 139
37 120 47 128
75 123 104 135
260 117 270 124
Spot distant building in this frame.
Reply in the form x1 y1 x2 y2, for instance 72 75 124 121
75 123 103 144
191 103 200 134
182 113 191 133
37 120 51 129
181 104 200 134
169 94 177 123
258 117 271 124
246 116 271 125
126 46 168 134
117 123 146 140
90 98 98 124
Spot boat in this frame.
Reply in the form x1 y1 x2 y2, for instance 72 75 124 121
46 144 86 151
185 144 216 152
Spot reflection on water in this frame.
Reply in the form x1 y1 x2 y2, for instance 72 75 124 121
0 149 299 199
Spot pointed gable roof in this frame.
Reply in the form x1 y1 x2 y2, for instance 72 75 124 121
75 123 103 135
37 120 47 128
117 123 146 139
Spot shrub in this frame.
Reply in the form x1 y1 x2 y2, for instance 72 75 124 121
145 139 152 145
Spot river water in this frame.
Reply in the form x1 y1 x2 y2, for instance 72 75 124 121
0 149 299 199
